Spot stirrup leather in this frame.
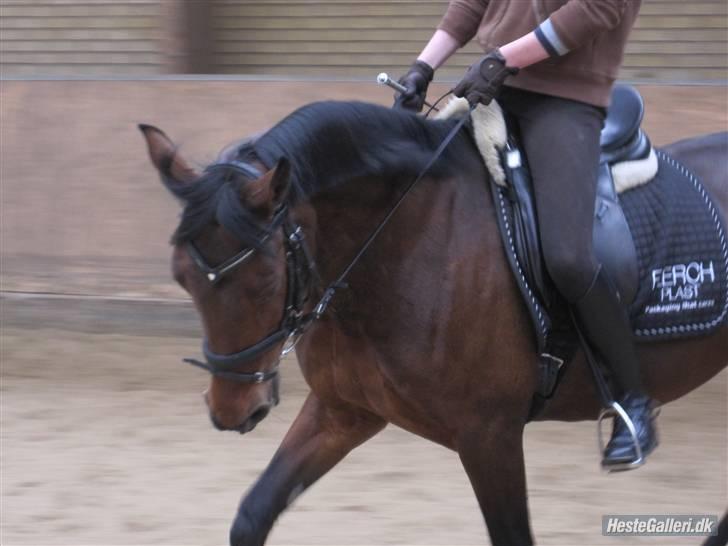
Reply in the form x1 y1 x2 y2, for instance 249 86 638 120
597 400 644 472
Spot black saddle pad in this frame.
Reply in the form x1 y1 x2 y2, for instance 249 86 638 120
621 150 728 340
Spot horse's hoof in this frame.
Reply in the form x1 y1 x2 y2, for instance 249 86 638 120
229 516 265 546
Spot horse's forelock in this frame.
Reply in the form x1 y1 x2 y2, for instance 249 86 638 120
169 164 271 250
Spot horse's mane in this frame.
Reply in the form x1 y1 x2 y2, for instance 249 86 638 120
238 101 466 199
164 101 470 246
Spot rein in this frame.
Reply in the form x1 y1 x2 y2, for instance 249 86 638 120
183 106 475 384
310 106 474 319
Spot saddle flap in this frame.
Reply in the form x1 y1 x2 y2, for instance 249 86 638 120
593 164 640 304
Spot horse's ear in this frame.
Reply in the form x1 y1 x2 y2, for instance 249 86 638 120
267 157 291 205
241 157 291 214
138 124 199 184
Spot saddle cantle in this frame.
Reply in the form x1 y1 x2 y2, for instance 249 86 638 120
600 84 647 159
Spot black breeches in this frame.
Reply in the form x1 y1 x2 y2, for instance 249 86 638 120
498 87 606 302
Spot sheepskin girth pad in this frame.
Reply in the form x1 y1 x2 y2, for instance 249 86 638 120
435 97 508 187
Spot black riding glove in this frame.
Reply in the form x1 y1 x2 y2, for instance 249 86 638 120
452 49 518 107
393 60 434 112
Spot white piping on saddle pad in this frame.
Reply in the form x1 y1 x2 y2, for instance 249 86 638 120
435 97 508 186
435 96 659 193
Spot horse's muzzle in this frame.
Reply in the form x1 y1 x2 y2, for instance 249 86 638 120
209 403 272 434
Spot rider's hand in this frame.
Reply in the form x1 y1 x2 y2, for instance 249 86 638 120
393 60 434 112
452 49 518 107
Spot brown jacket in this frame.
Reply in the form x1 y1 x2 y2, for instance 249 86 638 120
438 0 641 106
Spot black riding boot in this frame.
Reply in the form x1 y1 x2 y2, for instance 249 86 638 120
574 266 659 470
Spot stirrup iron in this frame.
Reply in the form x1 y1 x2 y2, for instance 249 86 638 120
597 400 644 472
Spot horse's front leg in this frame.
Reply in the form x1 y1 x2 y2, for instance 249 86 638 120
230 392 386 546
457 414 534 546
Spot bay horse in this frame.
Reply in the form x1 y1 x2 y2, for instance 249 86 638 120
140 101 727 546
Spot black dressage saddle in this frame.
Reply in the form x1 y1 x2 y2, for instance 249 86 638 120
499 84 649 329
489 85 727 414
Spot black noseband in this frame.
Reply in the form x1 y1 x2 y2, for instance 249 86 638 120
183 335 285 383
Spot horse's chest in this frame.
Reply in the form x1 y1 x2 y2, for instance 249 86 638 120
296 326 457 448
296 325 402 412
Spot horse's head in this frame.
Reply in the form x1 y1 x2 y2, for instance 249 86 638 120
140 124 304 434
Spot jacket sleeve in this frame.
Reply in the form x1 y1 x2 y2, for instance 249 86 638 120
538 0 630 55
436 0 489 47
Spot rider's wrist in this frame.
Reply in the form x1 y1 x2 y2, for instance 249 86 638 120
487 48 509 65
480 49 519 78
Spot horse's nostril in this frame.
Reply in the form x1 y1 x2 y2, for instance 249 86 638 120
209 413 227 431
250 406 270 425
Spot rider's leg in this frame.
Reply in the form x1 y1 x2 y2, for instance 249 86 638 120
497 87 658 467
572 265 658 468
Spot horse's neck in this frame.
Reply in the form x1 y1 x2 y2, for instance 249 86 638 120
305 178 402 303
296 166 534 436
306 165 502 331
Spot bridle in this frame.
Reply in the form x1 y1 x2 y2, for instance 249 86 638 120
182 162 320 384
182 108 473 385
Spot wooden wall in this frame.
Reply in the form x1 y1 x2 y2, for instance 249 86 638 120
1 0 727 82
624 0 727 82
209 0 728 82
0 0 165 76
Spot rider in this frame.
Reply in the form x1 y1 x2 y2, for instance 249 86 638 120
394 0 657 469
